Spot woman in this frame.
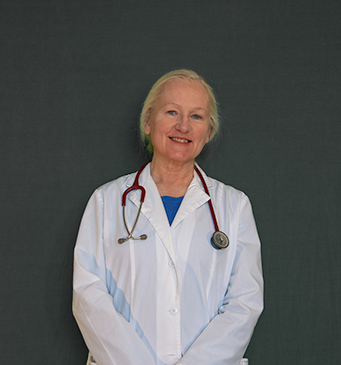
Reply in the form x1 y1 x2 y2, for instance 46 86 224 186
73 70 263 365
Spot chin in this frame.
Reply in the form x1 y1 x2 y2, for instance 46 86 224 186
167 154 196 164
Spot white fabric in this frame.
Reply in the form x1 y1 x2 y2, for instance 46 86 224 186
86 353 249 365
73 163 263 365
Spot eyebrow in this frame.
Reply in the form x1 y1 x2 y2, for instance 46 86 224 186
163 103 207 111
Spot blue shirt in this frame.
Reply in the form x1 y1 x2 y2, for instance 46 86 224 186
161 196 184 225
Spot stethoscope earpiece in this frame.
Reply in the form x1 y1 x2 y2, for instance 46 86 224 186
118 234 147 244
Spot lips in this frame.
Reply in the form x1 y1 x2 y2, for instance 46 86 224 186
169 137 191 143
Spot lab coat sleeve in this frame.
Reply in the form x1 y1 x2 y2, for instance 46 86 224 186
73 189 156 365
178 194 263 365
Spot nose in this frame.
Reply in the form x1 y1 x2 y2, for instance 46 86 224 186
175 114 191 133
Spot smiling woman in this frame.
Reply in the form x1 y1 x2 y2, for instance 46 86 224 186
144 78 212 196
140 69 219 154
73 69 263 365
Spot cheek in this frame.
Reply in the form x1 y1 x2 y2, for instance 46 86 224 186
148 117 167 138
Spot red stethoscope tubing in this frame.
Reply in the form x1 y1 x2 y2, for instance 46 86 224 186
119 162 229 249
121 161 149 206
194 165 219 233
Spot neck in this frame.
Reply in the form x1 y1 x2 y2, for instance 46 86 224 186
150 159 195 197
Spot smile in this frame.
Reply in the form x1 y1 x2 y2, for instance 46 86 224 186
169 137 191 143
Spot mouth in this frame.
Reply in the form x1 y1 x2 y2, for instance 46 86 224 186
169 137 191 143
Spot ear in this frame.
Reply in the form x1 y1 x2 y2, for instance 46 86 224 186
144 119 151 135
144 114 153 135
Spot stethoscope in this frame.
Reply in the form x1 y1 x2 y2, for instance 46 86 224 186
118 162 229 250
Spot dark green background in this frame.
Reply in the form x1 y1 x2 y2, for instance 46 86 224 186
1 0 340 364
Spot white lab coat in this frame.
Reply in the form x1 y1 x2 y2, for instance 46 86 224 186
73 163 263 365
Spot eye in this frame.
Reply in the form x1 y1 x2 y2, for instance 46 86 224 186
192 114 202 120
167 110 177 115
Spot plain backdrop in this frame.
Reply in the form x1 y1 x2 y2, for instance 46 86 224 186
1 0 340 364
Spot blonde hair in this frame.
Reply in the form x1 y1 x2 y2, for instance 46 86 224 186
140 69 219 153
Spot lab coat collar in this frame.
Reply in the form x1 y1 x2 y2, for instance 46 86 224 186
125 162 152 189
125 162 212 191
126 163 175 263
126 162 211 266
171 163 211 228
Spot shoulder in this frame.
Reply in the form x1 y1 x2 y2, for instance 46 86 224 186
99 172 134 191
206 175 249 208
90 171 137 201
194 164 249 207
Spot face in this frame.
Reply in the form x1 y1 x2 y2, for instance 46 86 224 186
144 78 211 166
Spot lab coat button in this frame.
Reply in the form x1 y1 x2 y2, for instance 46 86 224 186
168 260 174 268
169 307 178 315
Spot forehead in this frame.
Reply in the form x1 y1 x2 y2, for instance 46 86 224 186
158 78 209 106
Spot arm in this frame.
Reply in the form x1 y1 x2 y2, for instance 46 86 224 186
73 190 155 365
178 194 263 365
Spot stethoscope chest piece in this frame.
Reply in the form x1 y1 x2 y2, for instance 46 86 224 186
211 231 229 250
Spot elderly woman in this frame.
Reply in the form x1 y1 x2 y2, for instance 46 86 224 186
73 70 263 365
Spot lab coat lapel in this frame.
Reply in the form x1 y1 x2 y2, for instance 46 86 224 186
171 165 211 228
126 163 212 266
127 164 177 265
